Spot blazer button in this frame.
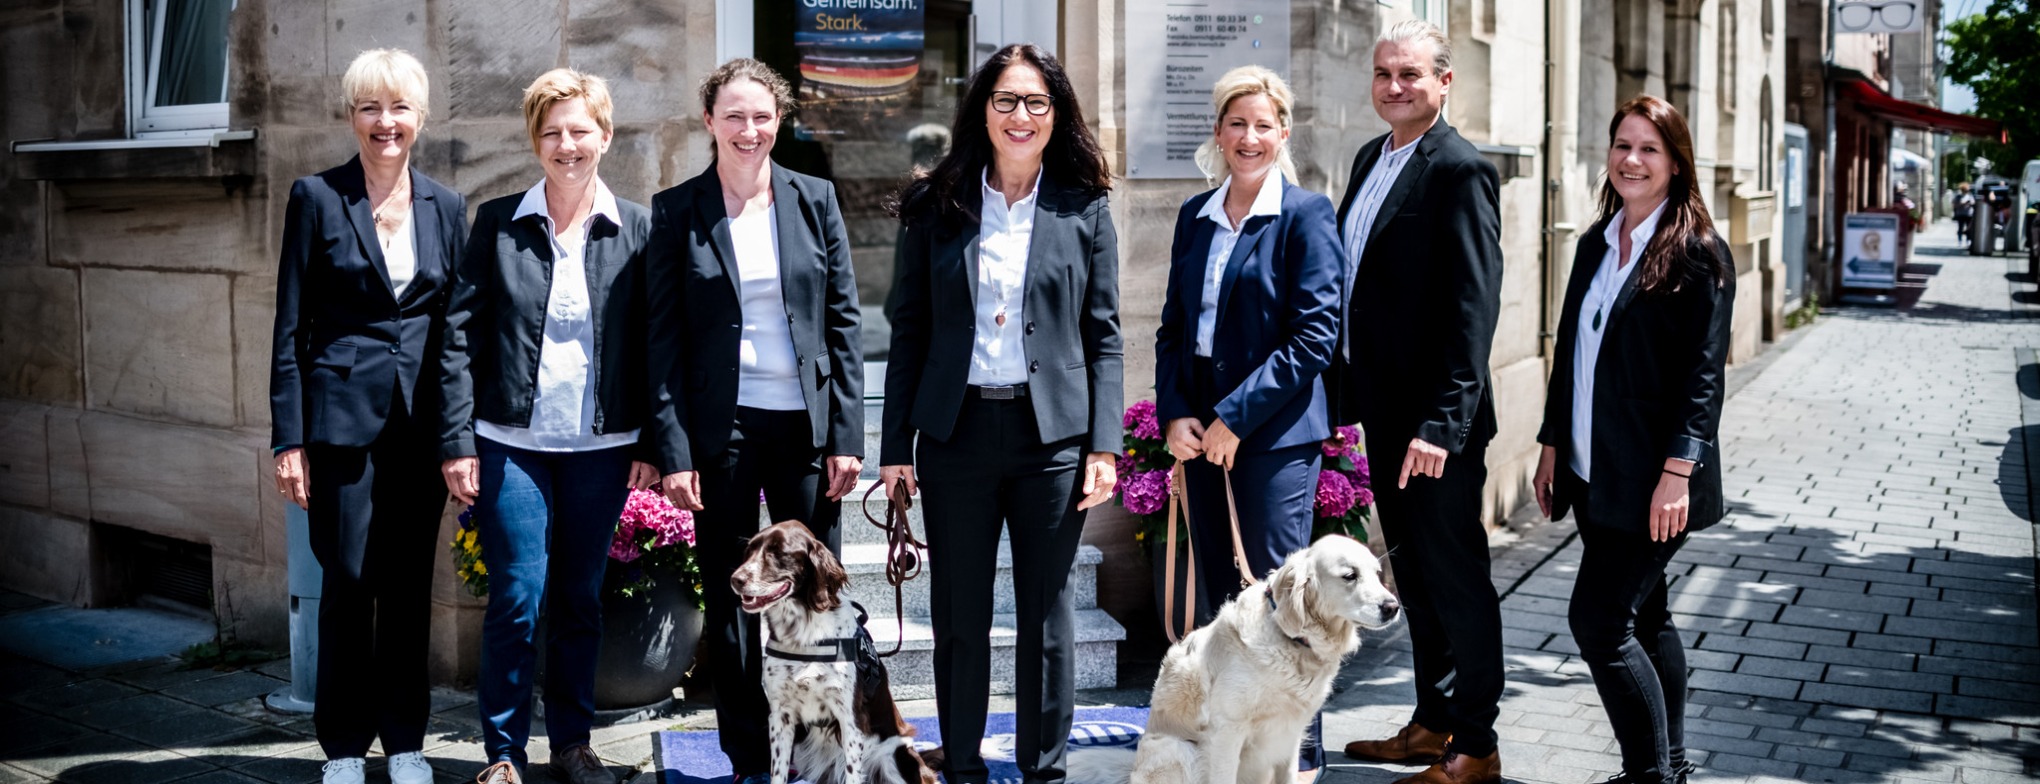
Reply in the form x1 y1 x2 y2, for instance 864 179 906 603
1029 360 1040 373
389 343 401 354
797 354 805 364
1025 321 1036 334
1215 361 1227 372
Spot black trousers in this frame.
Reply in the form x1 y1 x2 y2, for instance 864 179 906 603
1366 431 1503 757
303 395 443 760
919 396 1088 784
1562 469 1690 781
694 407 842 776
1182 357 1326 770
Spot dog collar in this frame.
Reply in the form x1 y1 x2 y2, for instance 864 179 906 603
764 639 858 663
1267 592 1312 650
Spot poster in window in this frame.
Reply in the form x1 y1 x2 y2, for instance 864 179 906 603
794 0 925 141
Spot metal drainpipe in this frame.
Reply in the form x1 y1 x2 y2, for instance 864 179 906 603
264 503 318 714
1822 8 1838 301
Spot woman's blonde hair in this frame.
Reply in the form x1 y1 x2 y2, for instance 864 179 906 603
1194 65 1299 185
521 68 615 149
341 49 430 120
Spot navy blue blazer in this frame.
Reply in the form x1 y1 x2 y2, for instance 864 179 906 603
270 157 467 451
1155 179 1344 453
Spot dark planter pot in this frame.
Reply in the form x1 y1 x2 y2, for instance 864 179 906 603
1148 538 1211 641
592 568 702 715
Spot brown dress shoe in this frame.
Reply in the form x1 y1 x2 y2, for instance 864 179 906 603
1343 722 1452 764
1391 748 1500 784
551 745 615 784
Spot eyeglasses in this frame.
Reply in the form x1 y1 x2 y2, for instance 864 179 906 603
1835 1 1916 32
990 91 1054 116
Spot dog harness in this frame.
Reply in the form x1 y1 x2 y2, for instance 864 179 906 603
764 638 859 663
1267 592 1313 650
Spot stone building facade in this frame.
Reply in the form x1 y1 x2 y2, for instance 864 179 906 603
0 0 1788 683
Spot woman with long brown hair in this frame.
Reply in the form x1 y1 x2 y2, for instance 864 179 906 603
881 43 1121 784
1532 94 1733 784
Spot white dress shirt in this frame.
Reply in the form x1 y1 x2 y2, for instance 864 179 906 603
477 179 641 452
1194 170 1286 356
729 204 807 410
1569 199 1666 480
1342 129 1425 269
969 167 1041 386
381 210 416 299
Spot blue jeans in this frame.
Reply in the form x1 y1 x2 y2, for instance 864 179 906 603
473 437 633 767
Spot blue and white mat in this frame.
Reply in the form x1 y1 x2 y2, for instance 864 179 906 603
654 706 1149 784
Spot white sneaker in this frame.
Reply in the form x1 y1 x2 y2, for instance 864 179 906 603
388 751 434 784
322 758 366 784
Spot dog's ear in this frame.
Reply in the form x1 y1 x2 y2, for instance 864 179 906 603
1271 561 1314 637
800 530 850 612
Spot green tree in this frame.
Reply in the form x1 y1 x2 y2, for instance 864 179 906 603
1945 0 2040 167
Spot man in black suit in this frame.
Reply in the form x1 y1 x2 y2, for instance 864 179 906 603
1333 19 1505 784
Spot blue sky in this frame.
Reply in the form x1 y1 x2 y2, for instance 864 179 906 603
1940 0 1980 112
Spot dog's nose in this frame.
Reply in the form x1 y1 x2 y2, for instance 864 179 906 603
1379 597 1401 620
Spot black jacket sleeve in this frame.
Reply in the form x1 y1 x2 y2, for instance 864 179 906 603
644 194 695 474
1081 196 1125 455
437 204 492 461
819 183 865 458
269 179 317 452
1667 238 1734 464
1415 158 1504 453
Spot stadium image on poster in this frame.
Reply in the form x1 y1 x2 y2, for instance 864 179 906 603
796 0 925 104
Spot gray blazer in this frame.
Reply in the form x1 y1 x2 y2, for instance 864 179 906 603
881 176 1123 464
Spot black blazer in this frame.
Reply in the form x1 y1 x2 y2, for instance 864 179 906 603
270 157 466 451
1537 218 1733 532
1155 180 1343 453
437 187 654 461
645 164 863 474
1333 121 1503 453
881 176 1123 465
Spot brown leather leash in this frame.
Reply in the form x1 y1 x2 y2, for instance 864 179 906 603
1160 461 1259 645
861 478 927 657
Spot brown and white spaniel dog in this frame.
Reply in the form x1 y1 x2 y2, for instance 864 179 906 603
731 521 941 784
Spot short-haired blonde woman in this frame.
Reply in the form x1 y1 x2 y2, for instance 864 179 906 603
644 58 863 783
269 48 463 784
1153 64 1345 779
438 68 659 784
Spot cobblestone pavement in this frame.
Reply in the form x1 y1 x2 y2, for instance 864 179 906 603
1 222 2034 784
1321 221 2040 783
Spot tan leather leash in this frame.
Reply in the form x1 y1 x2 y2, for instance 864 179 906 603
861 478 927 657
1160 461 1259 645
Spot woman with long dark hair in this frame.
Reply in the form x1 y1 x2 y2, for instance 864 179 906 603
1533 94 1734 784
880 43 1122 784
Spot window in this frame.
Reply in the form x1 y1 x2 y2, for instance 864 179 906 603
128 0 232 136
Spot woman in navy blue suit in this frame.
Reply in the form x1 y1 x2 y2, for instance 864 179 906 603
267 49 464 784
1153 65 1345 778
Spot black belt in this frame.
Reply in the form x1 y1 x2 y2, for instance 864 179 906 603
970 384 1028 400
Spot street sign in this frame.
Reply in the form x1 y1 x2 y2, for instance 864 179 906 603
1841 212 1901 290
1125 0 1291 179
1834 1 1923 34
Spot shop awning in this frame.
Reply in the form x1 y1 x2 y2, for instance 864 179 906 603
1838 78 2004 140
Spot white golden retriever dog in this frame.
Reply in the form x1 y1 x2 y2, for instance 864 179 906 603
1071 535 1400 784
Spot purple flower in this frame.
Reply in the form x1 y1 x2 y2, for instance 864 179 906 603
1314 469 1357 519
1116 453 1138 479
1321 425 1362 458
1350 454 1371 487
1123 400 1162 441
1353 484 1375 509
1120 468 1172 516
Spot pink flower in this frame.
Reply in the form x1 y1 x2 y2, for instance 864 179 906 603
1353 484 1375 509
1120 468 1172 516
1123 400 1162 441
1350 454 1370 487
1314 469 1357 519
611 489 696 563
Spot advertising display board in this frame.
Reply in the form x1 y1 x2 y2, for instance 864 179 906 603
1125 0 1290 179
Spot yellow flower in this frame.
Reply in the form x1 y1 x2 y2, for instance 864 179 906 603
1127 448 1138 457
474 561 488 576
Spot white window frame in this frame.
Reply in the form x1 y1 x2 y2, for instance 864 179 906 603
126 0 232 137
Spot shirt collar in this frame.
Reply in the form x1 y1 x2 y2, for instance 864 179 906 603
513 177 620 231
981 166 1043 211
1198 169 1286 227
1602 197 1670 255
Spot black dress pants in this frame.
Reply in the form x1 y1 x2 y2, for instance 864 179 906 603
918 396 1087 784
693 407 842 776
1366 431 1503 757
304 396 443 760
1562 469 1690 781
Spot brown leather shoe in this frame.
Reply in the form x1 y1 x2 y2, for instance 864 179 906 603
1391 748 1500 784
551 745 615 784
1343 722 1452 763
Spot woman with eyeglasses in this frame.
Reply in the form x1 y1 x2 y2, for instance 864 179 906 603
881 43 1121 784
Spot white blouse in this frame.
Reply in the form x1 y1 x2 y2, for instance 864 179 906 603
382 210 416 299
730 204 806 411
970 167 1040 386
1569 199 1665 481
1194 170 1285 357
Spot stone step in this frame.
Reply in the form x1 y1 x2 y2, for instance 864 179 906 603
853 608 1126 700
840 543 1103 619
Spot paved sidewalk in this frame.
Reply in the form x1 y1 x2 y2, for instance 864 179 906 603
1321 222 2040 783
1 222 2033 784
